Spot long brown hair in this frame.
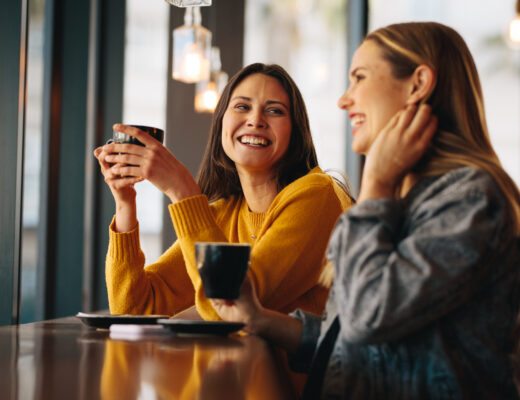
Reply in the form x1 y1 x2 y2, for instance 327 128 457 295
197 63 318 202
366 22 520 234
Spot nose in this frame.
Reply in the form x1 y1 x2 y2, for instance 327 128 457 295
247 109 266 128
337 88 353 110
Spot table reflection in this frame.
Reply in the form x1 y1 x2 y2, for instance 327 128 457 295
0 318 294 400
100 334 292 400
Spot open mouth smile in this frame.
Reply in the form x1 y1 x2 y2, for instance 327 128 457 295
350 114 365 129
238 135 271 147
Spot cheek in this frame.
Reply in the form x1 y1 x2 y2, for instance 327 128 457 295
221 114 236 147
281 120 292 144
221 113 232 136
277 125 292 157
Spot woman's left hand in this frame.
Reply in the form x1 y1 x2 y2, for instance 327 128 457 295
103 124 201 203
359 104 437 201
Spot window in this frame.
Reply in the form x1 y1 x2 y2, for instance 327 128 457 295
123 0 169 263
244 0 348 173
369 0 520 185
20 0 46 323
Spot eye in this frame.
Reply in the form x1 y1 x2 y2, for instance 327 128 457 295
266 107 285 115
233 103 250 111
353 74 365 83
355 74 366 83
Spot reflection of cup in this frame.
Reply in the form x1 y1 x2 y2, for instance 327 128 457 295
106 124 164 146
196 242 251 299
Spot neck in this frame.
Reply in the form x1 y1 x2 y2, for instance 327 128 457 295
238 169 279 213
400 173 419 198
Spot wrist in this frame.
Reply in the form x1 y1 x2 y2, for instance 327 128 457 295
114 203 137 233
245 306 269 336
358 175 397 202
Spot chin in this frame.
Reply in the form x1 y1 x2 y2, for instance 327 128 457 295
351 142 365 155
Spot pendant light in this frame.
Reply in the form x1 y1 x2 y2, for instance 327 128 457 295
194 47 229 113
172 6 212 83
508 0 520 45
164 0 211 7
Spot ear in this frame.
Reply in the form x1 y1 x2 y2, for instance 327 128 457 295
406 64 435 105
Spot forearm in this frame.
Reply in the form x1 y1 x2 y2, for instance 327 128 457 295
250 308 303 354
114 200 137 233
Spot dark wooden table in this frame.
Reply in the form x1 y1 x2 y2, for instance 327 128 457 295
0 317 296 399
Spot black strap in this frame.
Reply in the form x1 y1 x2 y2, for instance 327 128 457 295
302 316 340 400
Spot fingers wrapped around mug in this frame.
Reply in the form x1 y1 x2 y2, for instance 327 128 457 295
93 144 143 189
104 124 201 203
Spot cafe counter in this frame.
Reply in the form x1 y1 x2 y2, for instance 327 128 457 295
0 317 296 399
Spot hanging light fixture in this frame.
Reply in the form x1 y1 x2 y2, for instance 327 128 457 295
508 0 520 45
164 0 211 7
194 47 229 113
172 6 212 83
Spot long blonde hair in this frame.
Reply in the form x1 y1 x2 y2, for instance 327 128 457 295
365 22 520 234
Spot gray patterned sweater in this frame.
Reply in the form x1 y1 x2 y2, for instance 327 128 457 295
291 166 520 399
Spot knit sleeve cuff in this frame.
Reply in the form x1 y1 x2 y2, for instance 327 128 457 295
287 309 322 373
108 216 142 261
168 194 214 238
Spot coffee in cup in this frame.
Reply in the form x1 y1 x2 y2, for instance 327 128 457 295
195 242 251 299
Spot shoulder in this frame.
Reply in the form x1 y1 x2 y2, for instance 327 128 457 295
411 166 504 207
272 167 353 212
282 167 348 198
406 166 512 239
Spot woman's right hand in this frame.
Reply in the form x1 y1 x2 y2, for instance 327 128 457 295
93 145 141 232
358 103 437 201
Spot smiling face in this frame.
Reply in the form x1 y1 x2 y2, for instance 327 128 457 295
338 40 415 155
221 73 292 178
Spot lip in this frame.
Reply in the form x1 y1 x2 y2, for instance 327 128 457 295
349 112 364 119
348 112 365 135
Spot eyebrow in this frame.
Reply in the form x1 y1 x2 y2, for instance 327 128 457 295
230 96 289 110
349 67 368 77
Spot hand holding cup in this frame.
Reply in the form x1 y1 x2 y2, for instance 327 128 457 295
97 124 201 203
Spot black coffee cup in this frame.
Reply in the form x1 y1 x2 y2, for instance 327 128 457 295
196 242 251 299
107 124 164 146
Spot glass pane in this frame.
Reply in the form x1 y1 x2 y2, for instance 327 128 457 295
20 0 46 324
124 0 169 263
244 0 348 172
369 0 520 186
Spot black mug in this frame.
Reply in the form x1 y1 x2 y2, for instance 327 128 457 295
107 124 164 146
195 242 251 299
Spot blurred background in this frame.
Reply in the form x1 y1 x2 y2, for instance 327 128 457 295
2 0 519 325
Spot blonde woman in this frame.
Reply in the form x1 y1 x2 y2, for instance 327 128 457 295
214 22 520 399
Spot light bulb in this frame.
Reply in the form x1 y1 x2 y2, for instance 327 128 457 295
195 82 219 113
194 47 229 113
509 15 520 44
179 43 210 82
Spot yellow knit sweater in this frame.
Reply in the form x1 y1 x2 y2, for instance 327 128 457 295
106 166 352 319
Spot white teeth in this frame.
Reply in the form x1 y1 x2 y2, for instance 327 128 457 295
239 135 269 146
351 115 365 128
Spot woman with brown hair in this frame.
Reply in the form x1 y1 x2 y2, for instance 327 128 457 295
94 63 353 321
213 22 520 399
